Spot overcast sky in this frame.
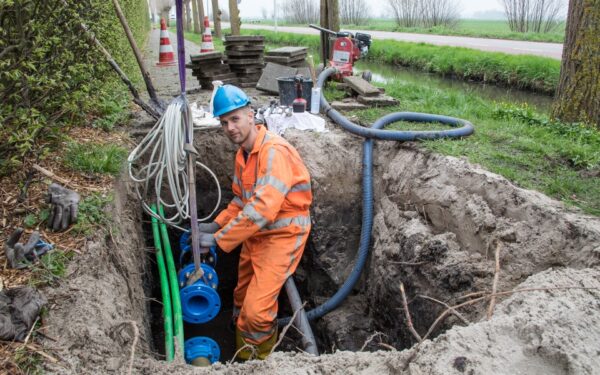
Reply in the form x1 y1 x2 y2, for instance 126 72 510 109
232 0 507 19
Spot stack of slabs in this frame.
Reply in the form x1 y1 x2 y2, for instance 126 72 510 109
224 35 265 88
186 51 237 89
265 47 308 68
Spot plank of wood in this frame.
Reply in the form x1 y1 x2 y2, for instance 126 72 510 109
343 76 380 97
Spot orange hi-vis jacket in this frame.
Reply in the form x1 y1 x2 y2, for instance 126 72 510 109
213 125 312 251
213 125 312 345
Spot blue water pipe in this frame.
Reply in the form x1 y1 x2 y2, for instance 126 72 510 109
184 336 220 364
279 67 474 325
177 236 222 363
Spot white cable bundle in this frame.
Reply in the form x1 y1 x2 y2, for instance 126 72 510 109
128 97 221 231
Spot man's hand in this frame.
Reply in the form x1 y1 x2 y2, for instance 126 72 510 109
47 183 80 232
198 221 220 234
199 232 216 248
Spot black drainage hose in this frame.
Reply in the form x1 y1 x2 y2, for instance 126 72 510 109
279 67 474 326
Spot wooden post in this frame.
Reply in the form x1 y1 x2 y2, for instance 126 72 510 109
196 0 205 33
212 0 222 37
229 0 241 35
111 0 161 108
319 0 340 63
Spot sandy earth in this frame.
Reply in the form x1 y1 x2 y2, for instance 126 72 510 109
40 30 600 374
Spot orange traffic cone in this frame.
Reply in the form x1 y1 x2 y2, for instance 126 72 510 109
157 18 176 66
200 16 214 53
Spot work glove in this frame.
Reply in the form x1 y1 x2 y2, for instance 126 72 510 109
198 221 221 234
47 183 80 232
3 228 43 269
198 232 216 248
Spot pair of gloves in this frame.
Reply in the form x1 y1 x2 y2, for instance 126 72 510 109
195 221 220 248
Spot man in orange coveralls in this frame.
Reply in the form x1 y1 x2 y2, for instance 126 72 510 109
196 85 312 360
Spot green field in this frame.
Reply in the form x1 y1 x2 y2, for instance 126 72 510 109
247 19 565 43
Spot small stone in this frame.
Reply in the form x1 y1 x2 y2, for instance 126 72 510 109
106 357 121 371
453 356 468 372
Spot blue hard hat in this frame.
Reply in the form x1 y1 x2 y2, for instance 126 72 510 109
212 85 250 117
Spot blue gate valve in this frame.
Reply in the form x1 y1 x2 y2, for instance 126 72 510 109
178 263 221 324
185 336 220 365
179 231 217 268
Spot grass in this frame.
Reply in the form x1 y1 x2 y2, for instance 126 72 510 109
324 80 599 215
91 83 131 131
233 29 559 94
29 250 75 287
249 19 565 43
64 142 127 175
72 193 114 236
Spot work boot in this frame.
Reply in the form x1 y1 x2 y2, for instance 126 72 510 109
235 326 277 360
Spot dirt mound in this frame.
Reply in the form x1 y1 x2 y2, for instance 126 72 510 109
42 120 600 374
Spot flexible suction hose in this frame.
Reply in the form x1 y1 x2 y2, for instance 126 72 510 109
280 67 474 325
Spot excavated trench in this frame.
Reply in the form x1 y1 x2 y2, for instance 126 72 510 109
142 122 600 360
40 113 600 374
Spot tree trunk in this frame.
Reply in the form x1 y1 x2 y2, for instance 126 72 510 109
187 0 193 32
552 0 600 126
191 0 201 33
320 0 340 62
196 0 205 33
212 0 222 37
229 0 241 35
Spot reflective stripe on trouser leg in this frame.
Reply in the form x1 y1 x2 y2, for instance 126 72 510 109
237 223 310 345
233 243 253 318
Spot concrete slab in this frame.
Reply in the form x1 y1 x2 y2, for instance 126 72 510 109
343 76 380 97
266 46 308 57
256 62 297 94
224 35 265 43
331 100 368 111
357 94 399 106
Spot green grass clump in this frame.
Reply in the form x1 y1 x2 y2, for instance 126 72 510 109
329 80 599 215
64 142 127 175
72 193 114 236
29 250 75 287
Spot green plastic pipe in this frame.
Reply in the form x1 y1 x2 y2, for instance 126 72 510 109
150 204 174 361
158 204 185 357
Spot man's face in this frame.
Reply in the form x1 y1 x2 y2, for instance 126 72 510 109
220 106 256 149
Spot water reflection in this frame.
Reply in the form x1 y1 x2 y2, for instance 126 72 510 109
354 60 553 113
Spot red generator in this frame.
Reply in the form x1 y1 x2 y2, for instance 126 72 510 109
309 24 372 82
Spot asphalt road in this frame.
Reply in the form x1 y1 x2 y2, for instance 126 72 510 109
228 23 563 60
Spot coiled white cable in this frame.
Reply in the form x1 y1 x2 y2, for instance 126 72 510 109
128 96 221 231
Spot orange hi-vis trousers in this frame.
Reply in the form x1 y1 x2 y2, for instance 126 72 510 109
213 125 312 345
